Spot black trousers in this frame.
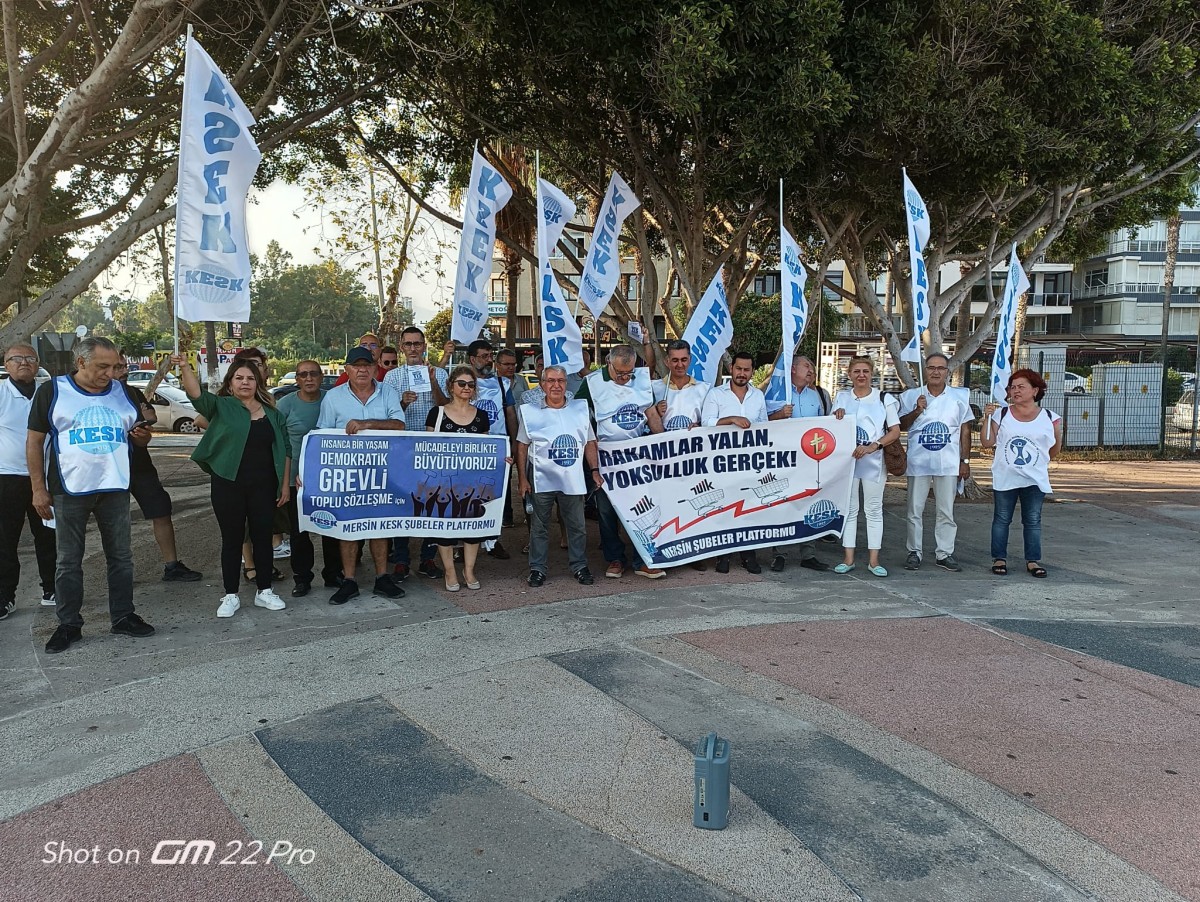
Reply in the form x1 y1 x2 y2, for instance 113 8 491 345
211 473 276 593
286 491 341 585
0 474 56 602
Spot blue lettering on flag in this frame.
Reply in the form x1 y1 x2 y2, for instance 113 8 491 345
200 212 237 253
203 160 229 204
465 262 483 292
546 336 567 365
202 111 240 154
203 71 237 110
477 167 504 201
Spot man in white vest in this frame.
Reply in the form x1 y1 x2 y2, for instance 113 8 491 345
702 350 769 574
652 339 710 431
765 354 832 573
516 365 597 587
898 352 975 572
27 337 155 654
0 343 56 619
575 345 665 579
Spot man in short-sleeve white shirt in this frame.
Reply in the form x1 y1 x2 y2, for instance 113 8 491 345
897 352 975 572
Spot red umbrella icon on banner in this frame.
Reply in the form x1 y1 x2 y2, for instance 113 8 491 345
801 427 835 486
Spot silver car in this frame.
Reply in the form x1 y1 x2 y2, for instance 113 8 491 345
146 384 202 433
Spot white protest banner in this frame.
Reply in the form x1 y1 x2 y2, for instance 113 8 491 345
537 177 584 373
680 267 733 384
991 243 1030 403
451 150 514 343
174 34 260 324
578 171 640 318
900 168 932 362
405 364 432 394
298 430 510 540
780 221 809 366
597 418 855 568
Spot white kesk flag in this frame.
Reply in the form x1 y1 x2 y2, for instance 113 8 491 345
451 150 514 344
990 244 1030 403
537 178 584 374
900 169 932 362
780 223 809 366
681 267 733 385
578 171 640 319
174 34 261 324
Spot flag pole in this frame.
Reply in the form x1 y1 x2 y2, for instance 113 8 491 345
172 24 195 356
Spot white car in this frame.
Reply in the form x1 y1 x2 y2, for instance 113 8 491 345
145 384 202 433
1063 372 1088 393
0 366 51 386
1174 390 1197 432
126 369 180 390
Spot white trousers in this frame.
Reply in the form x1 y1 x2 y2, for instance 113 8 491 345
906 474 958 559
843 477 885 551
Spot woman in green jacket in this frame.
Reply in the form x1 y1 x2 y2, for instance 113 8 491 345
172 354 291 619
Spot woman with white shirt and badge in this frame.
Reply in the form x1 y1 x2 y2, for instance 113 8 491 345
981 368 1062 578
832 356 901 577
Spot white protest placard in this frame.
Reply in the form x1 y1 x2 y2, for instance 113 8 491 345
406 365 432 394
627 321 644 343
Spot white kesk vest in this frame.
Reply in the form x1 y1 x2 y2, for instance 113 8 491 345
653 379 710 431
990 407 1059 494
474 375 508 436
833 388 897 484
903 386 971 477
588 367 652 442
521 400 591 494
50 376 138 494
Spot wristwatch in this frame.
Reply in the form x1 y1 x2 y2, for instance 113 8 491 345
961 458 971 463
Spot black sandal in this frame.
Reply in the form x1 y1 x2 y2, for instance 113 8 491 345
1027 563 1047 578
243 566 256 583
991 560 1008 576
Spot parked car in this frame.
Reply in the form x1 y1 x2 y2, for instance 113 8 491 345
1173 390 1198 432
271 373 339 399
126 369 180 390
146 384 202 433
0 366 51 386
1063 372 1088 393
277 371 297 388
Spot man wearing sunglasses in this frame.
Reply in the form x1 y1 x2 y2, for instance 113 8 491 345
279 360 342 596
0 344 55 619
332 332 387 385
575 344 665 579
897 352 974 573
383 326 448 579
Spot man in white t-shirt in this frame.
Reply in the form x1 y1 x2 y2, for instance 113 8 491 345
897 352 974 572
702 351 768 574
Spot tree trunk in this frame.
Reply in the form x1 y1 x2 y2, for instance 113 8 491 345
1159 211 1181 451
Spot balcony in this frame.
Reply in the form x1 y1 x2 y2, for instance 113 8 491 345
1026 292 1073 314
1078 282 1200 300
1106 239 1200 255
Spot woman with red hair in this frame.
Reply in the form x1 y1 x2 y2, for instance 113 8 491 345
981 369 1062 577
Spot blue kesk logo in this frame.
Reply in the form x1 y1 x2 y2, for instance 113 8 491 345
182 264 243 304
67 406 127 456
543 197 563 225
310 510 337 529
476 398 500 425
1004 437 1040 468
664 414 693 432
917 421 951 451
856 426 871 446
612 403 644 432
804 499 839 530
548 434 580 468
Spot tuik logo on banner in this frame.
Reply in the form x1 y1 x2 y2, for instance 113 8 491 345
680 267 733 385
451 150 514 344
174 34 260 324
991 243 1030 403
578 171 640 319
537 177 585 374
900 168 931 363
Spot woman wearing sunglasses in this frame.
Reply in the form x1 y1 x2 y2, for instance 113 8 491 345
425 366 493 591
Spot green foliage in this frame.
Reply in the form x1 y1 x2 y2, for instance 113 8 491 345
424 307 454 364
109 329 173 358
730 292 846 365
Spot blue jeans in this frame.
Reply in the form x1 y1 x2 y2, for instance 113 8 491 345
53 491 135 627
595 489 630 566
391 536 435 567
991 485 1044 562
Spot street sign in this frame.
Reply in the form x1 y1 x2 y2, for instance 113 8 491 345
487 301 507 317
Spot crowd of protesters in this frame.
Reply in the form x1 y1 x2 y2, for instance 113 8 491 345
1 328 1061 654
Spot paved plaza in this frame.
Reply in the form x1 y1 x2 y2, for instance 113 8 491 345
1 442 1197 901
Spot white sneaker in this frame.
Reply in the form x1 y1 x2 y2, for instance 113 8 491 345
254 588 286 611
273 539 291 559
40 591 56 607
216 594 240 618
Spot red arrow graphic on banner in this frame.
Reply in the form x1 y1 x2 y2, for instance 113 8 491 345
653 488 819 539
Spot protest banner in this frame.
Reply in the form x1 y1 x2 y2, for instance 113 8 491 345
680 267 733 385
451 149 514 343
597 417 855 568
578 170 640 319
174 34 260 324
900 168 931 363
297 430 509 540
991 243 1030 403
536 177 585 373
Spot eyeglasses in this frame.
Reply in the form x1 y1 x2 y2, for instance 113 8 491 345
453 380 477 389
611 367 635 380
5 355 36 364
927 366 949 372
381 359 399 367
296 371 322 378
401 341 424 348
364 342 379 349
